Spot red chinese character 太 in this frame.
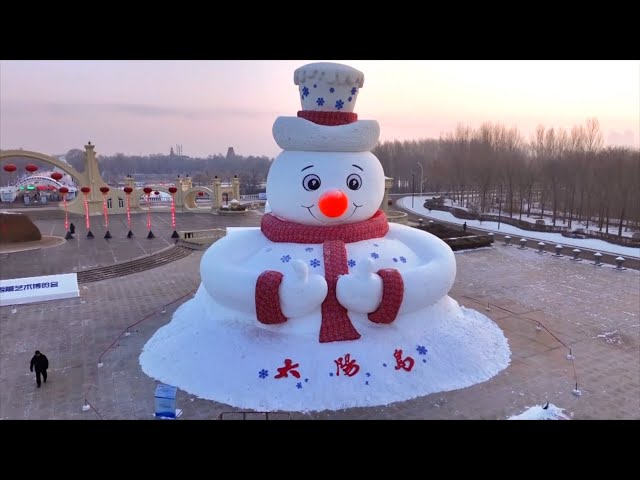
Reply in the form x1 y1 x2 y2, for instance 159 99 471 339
393 349 414 372
274 358 301 379
334 353 360 377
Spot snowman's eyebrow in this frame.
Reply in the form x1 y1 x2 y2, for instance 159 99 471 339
301 165 314 172
352 164 363 171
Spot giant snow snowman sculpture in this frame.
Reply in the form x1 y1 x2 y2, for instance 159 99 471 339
140 62 510 413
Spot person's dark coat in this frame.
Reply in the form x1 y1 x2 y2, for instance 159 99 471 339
69 223 76 234
30 353 49 372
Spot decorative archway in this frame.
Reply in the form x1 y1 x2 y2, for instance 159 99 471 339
183 186 215 210
1 144 109 216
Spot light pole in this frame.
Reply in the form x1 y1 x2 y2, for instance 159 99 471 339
411 173 415 208
498 184 503 230
416 162 424 199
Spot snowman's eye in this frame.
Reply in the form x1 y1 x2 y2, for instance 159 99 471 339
346 173 362 191
303 174 321 191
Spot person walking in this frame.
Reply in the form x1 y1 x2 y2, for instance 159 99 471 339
463 222 467 232
30 350 49 388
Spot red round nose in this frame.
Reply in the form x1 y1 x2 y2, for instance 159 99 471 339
318 189 349 218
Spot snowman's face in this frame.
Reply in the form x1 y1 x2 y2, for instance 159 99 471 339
266 151 385 225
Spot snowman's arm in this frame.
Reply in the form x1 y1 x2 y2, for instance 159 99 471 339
386 224 457 315
199 229 268 316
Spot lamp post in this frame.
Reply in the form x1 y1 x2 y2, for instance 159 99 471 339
411 173 415 208
416 162 424 199
498 184 503 230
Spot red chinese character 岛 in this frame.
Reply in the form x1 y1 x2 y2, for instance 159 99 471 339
393 349 414 372
334 353 360 377
274 358 301 379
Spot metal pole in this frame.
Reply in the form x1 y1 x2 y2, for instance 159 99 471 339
498 184 503 230
411 173 415 208
416 162 423 199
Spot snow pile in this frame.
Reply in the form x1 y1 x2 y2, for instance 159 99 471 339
508 403 570 420
399 197 640 258
140 286 510 412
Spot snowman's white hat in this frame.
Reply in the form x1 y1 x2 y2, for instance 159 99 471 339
272 62 380 152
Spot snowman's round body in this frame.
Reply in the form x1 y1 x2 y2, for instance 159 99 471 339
140 63 510 412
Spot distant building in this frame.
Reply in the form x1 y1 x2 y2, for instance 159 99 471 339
226 147 236 160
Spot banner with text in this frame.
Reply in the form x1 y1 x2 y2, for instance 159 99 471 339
0 273 80 306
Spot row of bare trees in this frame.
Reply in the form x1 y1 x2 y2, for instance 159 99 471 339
373 118 640 237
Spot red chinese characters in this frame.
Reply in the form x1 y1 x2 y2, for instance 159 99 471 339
394 349 414 372
274 359 301 379
334 353 360 377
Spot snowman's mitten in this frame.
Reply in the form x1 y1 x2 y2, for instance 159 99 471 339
256 270 287 324
368 269 404 324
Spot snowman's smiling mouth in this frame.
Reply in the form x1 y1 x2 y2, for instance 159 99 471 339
302 203 362 223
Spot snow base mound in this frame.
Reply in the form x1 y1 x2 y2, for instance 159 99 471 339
140 286 511 413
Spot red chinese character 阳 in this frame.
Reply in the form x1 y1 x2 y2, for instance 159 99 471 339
393 349 414 372
274 358 301 379
334 353 360 377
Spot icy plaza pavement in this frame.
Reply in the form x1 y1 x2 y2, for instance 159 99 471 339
1 240 638 419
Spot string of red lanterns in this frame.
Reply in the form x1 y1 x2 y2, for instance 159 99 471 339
168 186 179 238
100 186 111 239
143 187 154 238
123 186 133 237
80 187 93 238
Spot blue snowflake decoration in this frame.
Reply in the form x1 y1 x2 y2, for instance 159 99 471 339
281 254 291 263
417 345 428 355
366 372 371 377
296 382 302 389
329 372 334 377
348 259 356 268
382 363 387 367
370 252 379 259
302 86 309 97
305 247 314 252
348 96 352 102
316 97 325 107
313 84 317 88
423 359 427 363
258 369 269 379
310 258 320 268
335 99 344 110
373 243 379 247
393 257 398 262
400 256 407 263
351 87 357 95
305 378 309 383
329 87 335 93
365 381 369 385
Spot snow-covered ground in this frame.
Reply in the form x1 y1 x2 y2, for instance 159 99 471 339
140 286 511 412
508 403 570 420
398 196 640 258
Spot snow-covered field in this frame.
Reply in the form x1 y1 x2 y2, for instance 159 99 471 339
140 286 511 412
398 196 640 258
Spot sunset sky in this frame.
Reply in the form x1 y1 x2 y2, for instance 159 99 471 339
1 60 638 158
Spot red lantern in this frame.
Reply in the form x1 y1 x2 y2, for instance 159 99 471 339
25 164 38 173
198 191 204 197
3 164 17 173
81 187 91 194
143 187 152 195
168 186 177 194
37 185 48 191
100 186 110 194
154 191 160 196
51 172 63 181
58 187 69 195
123 187 133 194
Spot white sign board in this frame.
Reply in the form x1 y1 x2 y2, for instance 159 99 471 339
258 192 267 200
0 273 80 306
